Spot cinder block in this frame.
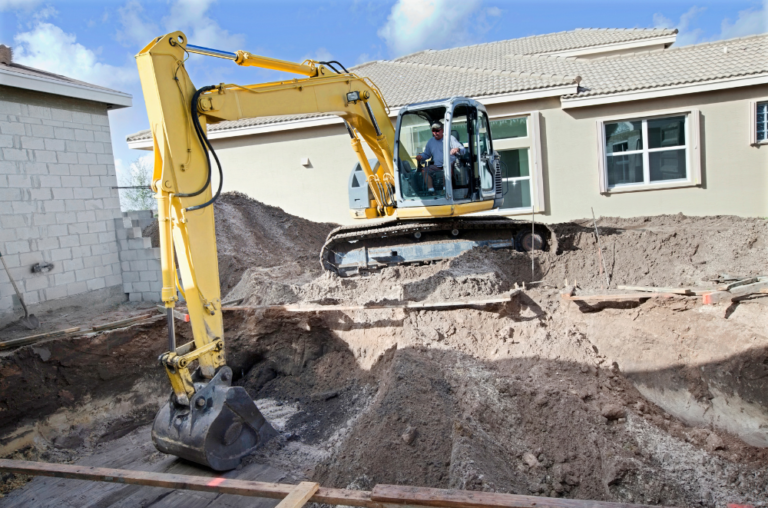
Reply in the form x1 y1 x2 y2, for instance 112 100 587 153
0 121 25 135
74 129 94 142
74 187 94 199
122 270 139 282
85 142 104 154
0 134 12 148
33 212 58 226
71 111 92 125
97 232 113 244
148 280 162 292
0 253 20 268
65 140 85 153
0 228 17 243
115 227 128 240
142 291 161 302
81 176 100 188
15 226 40 240
25 275 49 291
63 258 84 272
50 247 72 261
84 199 104 211
105 274 122 286
78 233 99 246
0 101 22 115
130 260 149 272
123 282 133 293
0 161 18 175
119 250 137 261
44 285 68 300
132 280 150 292
67 222 89 235
87 220 107 234
25 161 49 174
76 210 96 223
47 163 71 175
56 152 78 164
54 271 76 286
65 200 85 212
7 175 32 187
11 200 36 214
66 281 88 296
75 267 95 281
4 240 30 255
27 105 51 120
93 187 112 199
77 152 97 164
55 212 77 224
21 136 45 150
52 188 74 200
71 245 91 258
53 127 75 140
41 119 62 127
19 116 42 125
140 270 158 282
82 254 102 268
1 215 27 229
3 148 28 161
61 175 82 187
44 200 66 213
68 163 90 176
44 225 68 237
91 243 110 256
44 138 66 151
91 113 109 126
34 150 57 164
59 234 81 248
0 187 22 201
94 265 111 277
22 290 40 305
30 124 54 138
50 109 73 123
147 259 161 271
129 292 143 302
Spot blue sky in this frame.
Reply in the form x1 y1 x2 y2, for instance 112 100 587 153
1 0 766 179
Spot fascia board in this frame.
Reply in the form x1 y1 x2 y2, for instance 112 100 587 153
542 35 678 58
126 84 577 150
562 74 768 109
0 68 132 109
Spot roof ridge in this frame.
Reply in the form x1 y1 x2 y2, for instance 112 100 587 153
384 59 581 84
1 61 128 95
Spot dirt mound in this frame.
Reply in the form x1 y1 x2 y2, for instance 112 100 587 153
143 192 337 294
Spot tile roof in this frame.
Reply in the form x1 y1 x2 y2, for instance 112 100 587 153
127 28 768 143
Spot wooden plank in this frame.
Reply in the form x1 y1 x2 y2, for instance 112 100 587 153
0 459 380 508
224 291 520 314
371 484 672 508
702 280 768 305
617 285 694 295
91 313 154 331
0 327 81 350
716 277 758 291
561 293 676 302
275 482 319 508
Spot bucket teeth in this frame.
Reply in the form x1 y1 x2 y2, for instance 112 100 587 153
151 366 277 471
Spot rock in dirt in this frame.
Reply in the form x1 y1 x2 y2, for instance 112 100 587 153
522 452 541 468
601 404 627 421
401 426 417 445
706 433 726 452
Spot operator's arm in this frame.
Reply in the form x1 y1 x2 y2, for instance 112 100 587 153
417 138 434 161
449 136 465 156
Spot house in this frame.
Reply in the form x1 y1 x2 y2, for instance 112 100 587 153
0 45 161 324
126 29 768 225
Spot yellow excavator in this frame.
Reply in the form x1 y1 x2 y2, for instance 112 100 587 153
136 32 549 471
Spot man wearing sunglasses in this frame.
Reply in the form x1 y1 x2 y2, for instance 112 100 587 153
415 122 465 194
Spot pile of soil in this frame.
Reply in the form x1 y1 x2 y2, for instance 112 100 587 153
144 192 337 294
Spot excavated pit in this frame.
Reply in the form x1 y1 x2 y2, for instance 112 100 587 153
2 195 768 507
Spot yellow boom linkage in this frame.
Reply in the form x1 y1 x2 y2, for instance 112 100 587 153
135 32 396 470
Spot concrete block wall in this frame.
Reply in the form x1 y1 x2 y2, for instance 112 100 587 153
115 210 162 302
0 86 124 322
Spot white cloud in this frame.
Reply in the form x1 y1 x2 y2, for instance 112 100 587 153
0 0 41 11
116 0 159 47
377 0 484 56
720 1 768 39
32 5 57 22
13 22 135 89
302 47 333 63
653 6 706 45
486 6 502 17
163 0 245 50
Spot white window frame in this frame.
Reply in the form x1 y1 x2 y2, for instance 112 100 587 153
750 99 768 146
482 111 545 215
596 109 701 194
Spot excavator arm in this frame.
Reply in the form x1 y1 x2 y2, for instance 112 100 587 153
135 31 396 470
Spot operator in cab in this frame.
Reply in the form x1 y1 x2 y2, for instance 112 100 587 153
416 122 465 194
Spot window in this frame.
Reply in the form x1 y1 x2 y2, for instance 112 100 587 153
751 100 768 145
488 112 545 213
597 110 701 193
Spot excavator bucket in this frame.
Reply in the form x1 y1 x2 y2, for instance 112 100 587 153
151 367 278 471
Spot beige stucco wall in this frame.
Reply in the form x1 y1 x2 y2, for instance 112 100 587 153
214 85 768 225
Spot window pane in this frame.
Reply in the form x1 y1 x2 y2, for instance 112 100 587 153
605 121 642 153
501 178 531 209
491 117 527 139
499 148 529 178
649 149 687 181
648 116 686 149
607 153 643 186
758 102 767 141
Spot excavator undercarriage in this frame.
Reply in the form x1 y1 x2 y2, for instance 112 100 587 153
322 217 553 277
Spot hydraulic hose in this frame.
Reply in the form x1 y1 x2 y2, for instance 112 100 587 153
184 85 224 212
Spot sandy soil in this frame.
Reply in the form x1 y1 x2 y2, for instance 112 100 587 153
2 203 768 507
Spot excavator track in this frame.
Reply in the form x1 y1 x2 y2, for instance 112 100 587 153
321 216 553 276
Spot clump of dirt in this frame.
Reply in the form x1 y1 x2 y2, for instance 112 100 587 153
143 192 337 294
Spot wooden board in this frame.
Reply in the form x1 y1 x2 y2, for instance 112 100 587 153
561 293 677 302
224 291 521 314
0 327 81 351
702 280 768 305
616 285 695 295
275 482 320 508
371 484 671 508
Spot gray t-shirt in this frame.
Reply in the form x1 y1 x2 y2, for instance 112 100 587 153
420 135 465 167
